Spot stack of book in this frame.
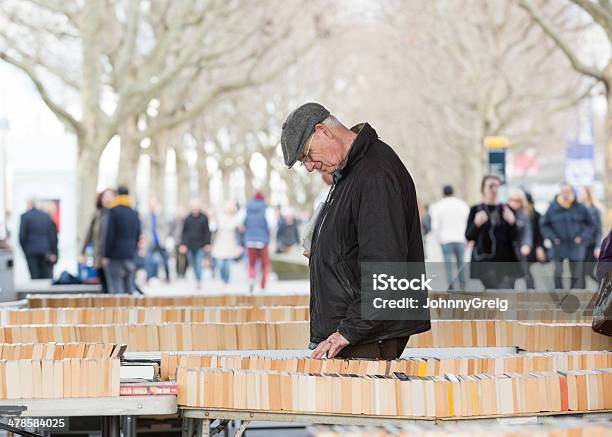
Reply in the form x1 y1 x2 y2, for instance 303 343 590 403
0 322 310 351
1 320 609 351
0 342 125 359
1 305 310 325
309 423 612 436
176 366 612 417
27 293 310 309
0 357 120 399
161 351 612 381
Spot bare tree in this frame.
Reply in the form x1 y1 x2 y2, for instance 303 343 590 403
518 0 612 225
0 0 321 244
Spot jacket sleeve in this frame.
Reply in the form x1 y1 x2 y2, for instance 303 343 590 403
203 215 212 246
336 177 412 345
539 206 556 241
48 220 58 256
81 215 95 255
580 205 595 242
533 213 544 249
103 210 115 258
465 206 479 242
19 214 27 251
520 211 533 248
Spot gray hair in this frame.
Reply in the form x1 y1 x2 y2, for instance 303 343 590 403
322 114 343 128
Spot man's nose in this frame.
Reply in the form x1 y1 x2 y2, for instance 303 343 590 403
305 161 316 172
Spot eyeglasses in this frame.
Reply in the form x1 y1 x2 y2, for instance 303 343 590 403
299 131 315 166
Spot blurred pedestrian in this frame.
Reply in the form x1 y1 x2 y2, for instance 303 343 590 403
524 192 547 288
430 185 469 290
579 186 603 282
103 186 141 294
179 198 211 289
276 207 300 254
238 191 276 293
144 198 170 283
540 183 594 289
465 175 520 289
19 198 58 279
81 188 115 292
168 208 188 278
507 188 534 289
211 201 242 286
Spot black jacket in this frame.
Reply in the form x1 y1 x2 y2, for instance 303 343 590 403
309 123 430 346
181 212 211 251
540 198 594 261
19 207 58 257
103 204 141 260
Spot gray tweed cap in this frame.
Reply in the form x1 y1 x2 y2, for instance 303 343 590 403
281 102 330 168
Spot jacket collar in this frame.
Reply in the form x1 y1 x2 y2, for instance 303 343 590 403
332 123 377 184
112 195 133 208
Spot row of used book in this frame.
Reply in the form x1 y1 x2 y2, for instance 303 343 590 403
0 342 125 360
0 358 120 399
309 422 612 437
26 291 596 310
176 366 612 418
4 305 593 325
27 293 310 308
160 351 612 380
2 305 310 325
0 321 609 351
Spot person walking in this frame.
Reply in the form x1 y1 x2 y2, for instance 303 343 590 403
179 199 211 289
211 201 242 286
524 192 547 288
507 188 534 290
19 199 58 279
81 189 115 292
430 185 469 290
540 183 595 290
103 186 141 294
281 102 430 360
579 186 603 282
143 198 170 283
465 175 520 289
238 191 276 293
276 207 300 254
168 208 188 278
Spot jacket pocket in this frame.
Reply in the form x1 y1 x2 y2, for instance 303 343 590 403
337 260 357 300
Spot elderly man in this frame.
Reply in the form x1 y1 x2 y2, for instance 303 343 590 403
281 102 430 360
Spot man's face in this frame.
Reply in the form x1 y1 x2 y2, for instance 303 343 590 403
301 125 345 174
560 184 573 201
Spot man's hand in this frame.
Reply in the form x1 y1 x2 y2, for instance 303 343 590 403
520 244 531 257
574 236 582 245
474 210 488 227
594 248 600 259
536 247 546 262
179 244 188 254
102 257 110 266
311 332 350 359
502 206 516 225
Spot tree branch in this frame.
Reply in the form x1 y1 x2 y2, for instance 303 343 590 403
569 0 612 41
0 51 82 134
518 0 605 80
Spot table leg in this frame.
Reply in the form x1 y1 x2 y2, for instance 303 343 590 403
235 420 250 437
101 416 120 437
198 418 211 437
123 415 136 437
182 417 195 437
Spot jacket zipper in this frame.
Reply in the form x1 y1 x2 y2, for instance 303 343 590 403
314 183 337 249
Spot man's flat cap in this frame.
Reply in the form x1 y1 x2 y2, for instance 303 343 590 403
281 102 330 168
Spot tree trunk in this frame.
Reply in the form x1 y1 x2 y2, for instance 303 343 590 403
149 140 167 209
76 145 102 249
196 148 210 206
221 167 232 203
244 165 255 201
175 146 191 208
117 136 140 194
605 75 612 229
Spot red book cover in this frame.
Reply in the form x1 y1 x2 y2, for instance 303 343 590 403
120 381 177 396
